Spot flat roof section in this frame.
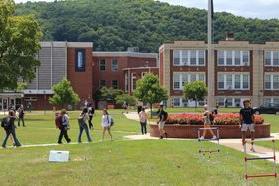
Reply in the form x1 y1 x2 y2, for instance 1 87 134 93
40 42 93 48
93 51 158 58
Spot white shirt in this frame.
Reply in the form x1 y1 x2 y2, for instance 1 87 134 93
102 115 111 127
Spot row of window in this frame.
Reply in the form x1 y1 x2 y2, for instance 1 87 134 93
173 50 279 67
99 80 118 89
173 50 205 66
265 51 279 66
217 50 250 66
265 74 279 90
99 59 118 71
173 73 205 90
218 73 250 90
172 97 279 108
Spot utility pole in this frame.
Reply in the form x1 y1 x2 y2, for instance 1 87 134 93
207 0 215 110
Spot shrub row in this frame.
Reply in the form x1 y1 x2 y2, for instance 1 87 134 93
165 113 264 125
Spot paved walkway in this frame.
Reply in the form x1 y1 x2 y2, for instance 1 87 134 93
124 111 279 164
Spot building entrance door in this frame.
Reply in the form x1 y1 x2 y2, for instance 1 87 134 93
3 98 8 110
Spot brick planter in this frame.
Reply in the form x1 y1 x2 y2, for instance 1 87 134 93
149 124 270 139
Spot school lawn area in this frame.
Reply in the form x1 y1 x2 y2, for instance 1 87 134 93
0 108 278 186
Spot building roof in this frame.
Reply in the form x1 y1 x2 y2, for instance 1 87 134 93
93 51 158 58
40 41 93 48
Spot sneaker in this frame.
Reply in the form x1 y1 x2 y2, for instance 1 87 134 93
67 139 71 143
250 147 256 152
199 136 204 140
160 136 163 139
212 135 217 140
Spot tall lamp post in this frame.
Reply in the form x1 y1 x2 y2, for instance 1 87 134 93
207 0 214 110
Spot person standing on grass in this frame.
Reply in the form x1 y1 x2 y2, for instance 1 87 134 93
138 107 148 135
1 110 21 148
78 108 92 143
199 105 217 140
57 109 71 144
101 109 113 141
240 99 256 152
157 104 168 139
17 105 25 127
88 105 95 130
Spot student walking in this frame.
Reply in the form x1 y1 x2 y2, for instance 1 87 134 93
101 109 113 141
17 105 25 127
139 107 147 135
1 110 21 148
157 104 168 139
57 109 71 144
240 100 256 152
88 106 95 130
199 105 217 140
78 108 92 143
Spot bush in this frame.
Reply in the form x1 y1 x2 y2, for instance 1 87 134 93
165 113 264 125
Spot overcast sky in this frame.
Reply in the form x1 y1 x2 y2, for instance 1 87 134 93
14 0 279 19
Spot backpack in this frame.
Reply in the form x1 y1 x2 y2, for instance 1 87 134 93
1 117 11 130
209 113 215 123
55 115 63 129
110 117 114 126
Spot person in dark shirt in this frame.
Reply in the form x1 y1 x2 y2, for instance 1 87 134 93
1 110 21 148
88 105 95 130
240 99 255 152
157 104 168 139
17 105 25 127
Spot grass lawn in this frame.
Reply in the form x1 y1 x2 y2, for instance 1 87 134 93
0 109 278 185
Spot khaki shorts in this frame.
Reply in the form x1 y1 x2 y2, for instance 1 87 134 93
158 121 165 130
241 124 255 132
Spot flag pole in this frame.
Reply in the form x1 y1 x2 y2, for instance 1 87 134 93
207 0 214 110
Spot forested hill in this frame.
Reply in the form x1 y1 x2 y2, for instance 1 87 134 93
15 0 279 52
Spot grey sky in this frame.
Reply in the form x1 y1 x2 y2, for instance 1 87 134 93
14 0 279 19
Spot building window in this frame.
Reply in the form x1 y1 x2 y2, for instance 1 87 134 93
265 51 272 66
99 80 106 87
112 80 118 89
265 51 279 66
218 74 225 89
264 97 279 106
111 59 118 71
265 74 279 90
131 73 137 92
173 73 180 90
218 51 225 65
173 98 181 107
226 51 233 66
218 73 250 90
173 72 206 90
99 59 106 71
217 50 250 66
173 50 180 66
173 50 205 66
75 49 86 72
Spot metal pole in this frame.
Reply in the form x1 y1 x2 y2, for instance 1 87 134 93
207 0 214 110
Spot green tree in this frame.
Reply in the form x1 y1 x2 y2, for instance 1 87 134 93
0 0 42 90
115 94 137 106
49 79 80 108
183 81 208 108
134 73 168 116
94 87 123 104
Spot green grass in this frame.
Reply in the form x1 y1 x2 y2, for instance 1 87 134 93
0 109 278 185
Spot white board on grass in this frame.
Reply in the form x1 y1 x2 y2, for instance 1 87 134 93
48 150 69 162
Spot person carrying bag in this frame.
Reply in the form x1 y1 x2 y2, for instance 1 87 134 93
78 108 92 143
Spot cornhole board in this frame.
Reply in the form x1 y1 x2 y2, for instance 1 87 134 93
48 150 69 162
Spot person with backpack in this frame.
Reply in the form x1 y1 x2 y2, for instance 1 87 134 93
57 109 71 144
88 105 95 130
157 104 168 139
1 110 21 148
138 107 148 135
78 108 92 143
101 109 113 141
17 105 25 127
240 99 256 152
199 105 217 140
